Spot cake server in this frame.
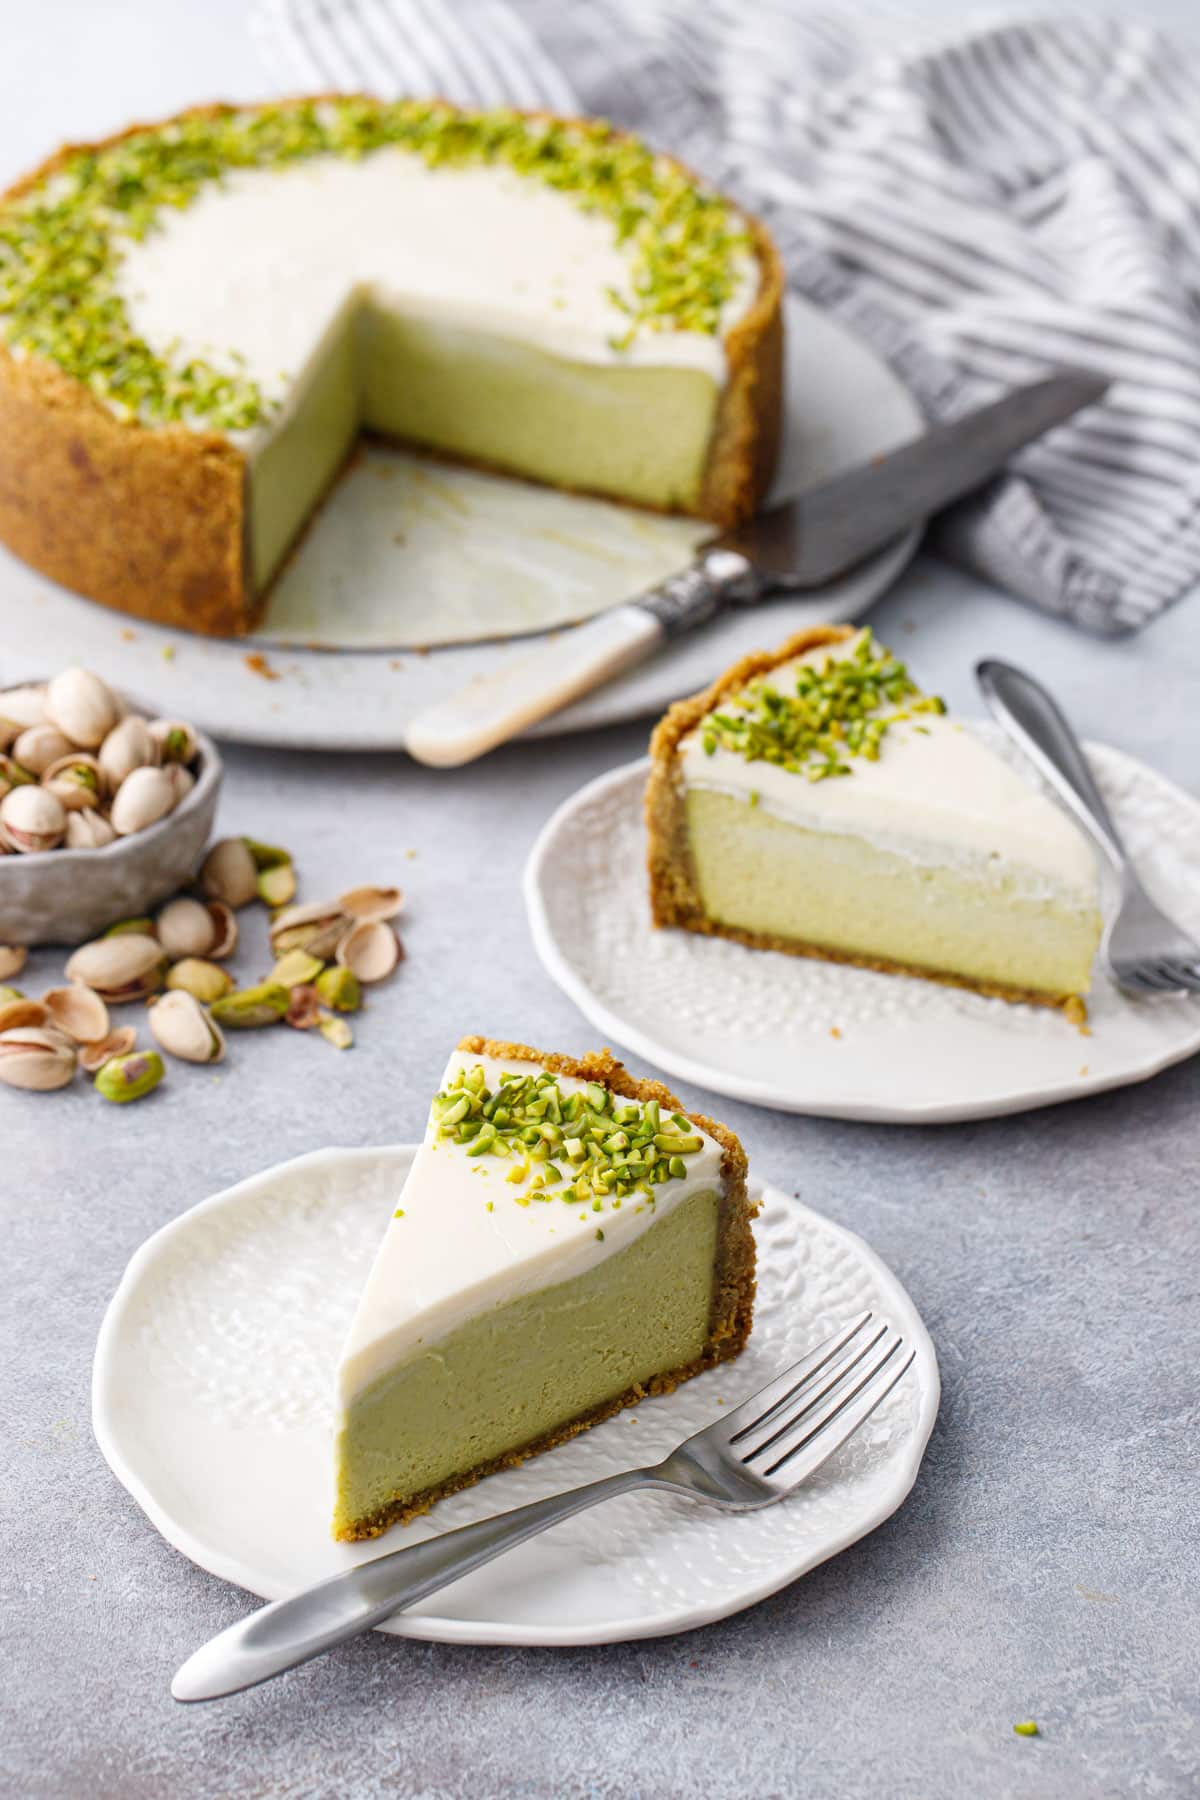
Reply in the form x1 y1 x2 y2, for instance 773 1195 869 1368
405 369 1108 766
173 1311 910 1701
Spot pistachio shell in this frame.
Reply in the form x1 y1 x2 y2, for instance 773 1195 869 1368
79 1026 139 1073
65 809 117 850
94 1049 164 1103
163 763 194 806
336 919 401 984
45 667 121 749
0 684 48 730
0 718 21 753
165 959 234 1004
338 885 404 924
65 933 167 1003
42 984 110 1045
110 765 177 836
200 837 258 908
148 718 198 764
0 945 26 981
268 899 346 961
0 784 67 853
12 724 73 776
206 901 238 960
41 753 105 813
156 896 218 960
98 716 159 786
149 990 225 1064
0 998 49 1034
0 1025 77 1090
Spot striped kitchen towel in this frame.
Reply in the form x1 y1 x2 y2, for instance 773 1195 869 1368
250 0 1200 634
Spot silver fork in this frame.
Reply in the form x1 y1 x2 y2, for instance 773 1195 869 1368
173 1312 912 1702
977 658 1200 998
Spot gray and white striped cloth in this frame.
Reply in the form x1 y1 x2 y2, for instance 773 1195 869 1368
250 0 1200 634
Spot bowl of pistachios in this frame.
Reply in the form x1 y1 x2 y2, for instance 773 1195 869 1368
0 668 221 946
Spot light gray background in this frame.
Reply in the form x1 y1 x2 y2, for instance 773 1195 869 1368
2 5 1198 1797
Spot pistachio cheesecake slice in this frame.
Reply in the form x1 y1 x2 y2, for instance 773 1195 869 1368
646 625 1104 1010
333 1035 755 1541
0 98 782 637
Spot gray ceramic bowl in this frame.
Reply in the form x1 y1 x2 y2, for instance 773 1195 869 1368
0 728 222 947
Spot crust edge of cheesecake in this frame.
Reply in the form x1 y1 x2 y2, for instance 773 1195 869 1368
336 1034 757 1543
0 98 784 638
644 624 1090 1019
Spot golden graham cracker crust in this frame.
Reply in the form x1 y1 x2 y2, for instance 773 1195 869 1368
644 624 1090 1017
337 1035 757 1542
0 101 784 639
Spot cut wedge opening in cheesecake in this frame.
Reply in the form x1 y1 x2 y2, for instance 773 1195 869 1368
332 1036 756 1542
646 625 1104 1012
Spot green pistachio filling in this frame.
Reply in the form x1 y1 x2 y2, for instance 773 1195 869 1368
0 97 749 431
431 1063 706 1213
699 633 946 781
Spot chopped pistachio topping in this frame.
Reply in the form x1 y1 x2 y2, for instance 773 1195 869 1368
431 1063 706 1212
699 633 945 781
0 98 748 429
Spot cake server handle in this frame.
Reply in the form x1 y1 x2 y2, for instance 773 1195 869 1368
404 549 758 767
172 1465 661 1702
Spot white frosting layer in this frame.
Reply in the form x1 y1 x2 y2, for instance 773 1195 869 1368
680 632 1099 900
336 1049 724 1404
115 149 759 438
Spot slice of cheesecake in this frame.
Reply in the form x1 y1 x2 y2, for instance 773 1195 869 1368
333 1036 755 1541
0 98 782 636
646 625 1104 1012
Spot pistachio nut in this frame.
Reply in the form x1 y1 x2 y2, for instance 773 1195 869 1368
206 901 238 959
148 718 198 764
0 945 26 981
12 724 72 776
44 667 120 749
243 837 292 871
0 753 36 801
156 896 218 960
200 837 258 909
0 784 67 853
0 684 48 730
98 715 159 786
210 980 290 1029
41 753 105 813
286 985 322 1030
0 998 48 1034
257 862 296 908
0 982 26 1006
79 1026 138 1073
103 916 156 938
42 985 110 1044
0 717 21 753
0 1025 77 1091
94 1049 165 1103
110 765 177 836
65 933 167 1003
165 959 234 1004
163 763 194 807
268 899 347 961
318 1012 354 1050
270 949 324 990
65 809 117 850
149 990 225 1064
336 918 402 984
338 884 404 924
315 965 361 1013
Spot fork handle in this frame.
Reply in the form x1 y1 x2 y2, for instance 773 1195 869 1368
976 658 1128 875
172 1466 655 1703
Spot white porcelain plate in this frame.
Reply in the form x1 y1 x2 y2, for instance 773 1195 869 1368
0 295 921 750
524 736 1200 1123
92 1146 938 1647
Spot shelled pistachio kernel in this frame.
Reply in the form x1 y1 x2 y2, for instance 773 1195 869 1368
94 1049 164 1103
699 632 946 782
430 1066 705 1210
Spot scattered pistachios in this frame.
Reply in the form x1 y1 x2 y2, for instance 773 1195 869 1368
0 1025 78 1092
0 669 203 854
149 990 225 1064
94 1049 165 1103
166 958 234 1004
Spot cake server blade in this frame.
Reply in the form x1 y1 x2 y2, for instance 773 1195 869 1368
405 369 1107 767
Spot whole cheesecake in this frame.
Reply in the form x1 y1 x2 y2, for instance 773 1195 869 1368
646 625 1104 1012
0 98 783 636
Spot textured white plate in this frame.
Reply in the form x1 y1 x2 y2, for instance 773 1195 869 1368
92 1145 938 1647
0 295 921 750
524 736 1200 1123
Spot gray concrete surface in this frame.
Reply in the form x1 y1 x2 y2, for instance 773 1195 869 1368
3 6 1199 1797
